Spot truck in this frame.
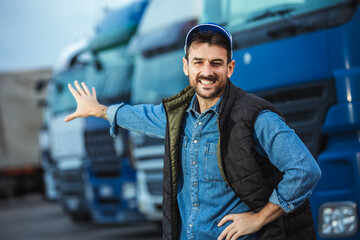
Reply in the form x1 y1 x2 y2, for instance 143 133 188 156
127 0 202 221
47 39 94 221
202 0 360 239
82 0 148 223
39 40 89 202
0 69 51 198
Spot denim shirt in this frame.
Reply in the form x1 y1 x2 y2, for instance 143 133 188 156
177 96 257 240
107 96 321 240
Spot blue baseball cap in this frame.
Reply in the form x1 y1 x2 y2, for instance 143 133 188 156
184 23 233 58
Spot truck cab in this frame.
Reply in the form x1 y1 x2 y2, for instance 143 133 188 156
202 0 360 239
128 0 202 221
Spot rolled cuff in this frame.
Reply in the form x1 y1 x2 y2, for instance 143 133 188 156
107 103 124 137
269 189 295 214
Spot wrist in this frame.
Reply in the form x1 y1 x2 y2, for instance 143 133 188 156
96 105 108 119
254 212 266 229
255 202 285 229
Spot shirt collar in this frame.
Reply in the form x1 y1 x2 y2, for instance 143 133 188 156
187 94 223 116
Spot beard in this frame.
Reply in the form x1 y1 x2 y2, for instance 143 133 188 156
191 74 226 100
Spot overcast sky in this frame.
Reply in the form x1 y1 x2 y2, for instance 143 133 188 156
0 0 135 73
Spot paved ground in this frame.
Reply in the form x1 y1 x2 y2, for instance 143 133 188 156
0 194 162 240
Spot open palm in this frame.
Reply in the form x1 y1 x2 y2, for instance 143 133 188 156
64 81 105 122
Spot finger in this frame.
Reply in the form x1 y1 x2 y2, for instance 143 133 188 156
68 83 80 99
218 224 234 240
81 82 91 95
92 87 97 98
231 232 242 240
218 214 233 227
64 112 78 122
226 228 237 240
74 80 86 96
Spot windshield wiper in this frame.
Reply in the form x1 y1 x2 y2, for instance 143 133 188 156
247 7 295 22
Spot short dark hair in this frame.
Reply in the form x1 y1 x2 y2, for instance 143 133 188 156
185 31 232 64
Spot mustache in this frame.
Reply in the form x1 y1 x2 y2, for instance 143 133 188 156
196 75 218 81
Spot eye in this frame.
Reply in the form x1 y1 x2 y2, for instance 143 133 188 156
211 62 223 66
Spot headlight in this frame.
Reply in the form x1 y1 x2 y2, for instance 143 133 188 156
318 201 358 238
99 185 114 198
122 182 136 200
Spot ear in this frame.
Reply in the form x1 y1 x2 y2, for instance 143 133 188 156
227 60 235 79
182 57 189 76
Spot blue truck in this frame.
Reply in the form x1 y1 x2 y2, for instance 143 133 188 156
83 1 148 223
202 0 360 239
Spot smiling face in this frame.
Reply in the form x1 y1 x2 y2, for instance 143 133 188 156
183 42 235 109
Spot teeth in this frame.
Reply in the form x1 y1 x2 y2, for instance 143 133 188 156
200 80 214 85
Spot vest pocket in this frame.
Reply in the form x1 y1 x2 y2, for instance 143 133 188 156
204 141 224 182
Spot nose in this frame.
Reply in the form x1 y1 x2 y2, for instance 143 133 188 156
201 61 214 77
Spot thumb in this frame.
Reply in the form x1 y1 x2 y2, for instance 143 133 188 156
64 112 79 122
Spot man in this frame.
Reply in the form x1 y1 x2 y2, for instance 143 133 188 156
65 23 321 240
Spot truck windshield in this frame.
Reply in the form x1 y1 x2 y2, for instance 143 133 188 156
52 44 132 115
202 0 348 30
51 50 100 115
131 50 188 104
52 68 87 115
89 45 132 103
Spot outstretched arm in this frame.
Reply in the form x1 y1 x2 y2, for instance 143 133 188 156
64 81 108 122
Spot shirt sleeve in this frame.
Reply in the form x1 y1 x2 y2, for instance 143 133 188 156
106 103 167 139
253 110 322 213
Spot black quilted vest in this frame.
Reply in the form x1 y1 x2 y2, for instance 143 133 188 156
162 80 316 240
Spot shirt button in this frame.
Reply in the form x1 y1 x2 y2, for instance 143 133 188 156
194 203 198 207
189 224 193 228
198 122 202 125
194 140 198 144
193 182 196 186
192 161 196 165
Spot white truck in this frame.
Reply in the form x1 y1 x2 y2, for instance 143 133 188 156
0 69 51 198
47 38 94 221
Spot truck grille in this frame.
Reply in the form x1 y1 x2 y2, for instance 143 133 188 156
85 130 116 158
147 181 163 196
254 79 336 157
90 160 121 178
145 169 163 196
130 135 164 163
